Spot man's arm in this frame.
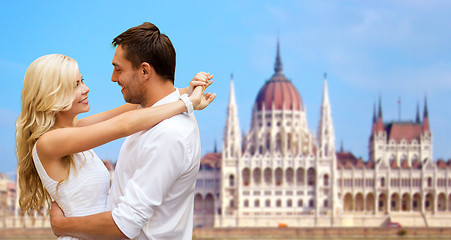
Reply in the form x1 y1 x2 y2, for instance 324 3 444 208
50 202 128 240
51 125 186 239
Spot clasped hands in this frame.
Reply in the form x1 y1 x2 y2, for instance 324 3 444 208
188 72 216 110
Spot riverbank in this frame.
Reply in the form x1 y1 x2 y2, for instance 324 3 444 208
193 227 451 239
1 227 450 239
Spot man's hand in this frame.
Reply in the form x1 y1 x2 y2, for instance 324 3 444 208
50 201 65 237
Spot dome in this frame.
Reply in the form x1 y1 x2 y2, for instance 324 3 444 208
254 41 303 111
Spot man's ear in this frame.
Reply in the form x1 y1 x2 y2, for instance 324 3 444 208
141 62 153 80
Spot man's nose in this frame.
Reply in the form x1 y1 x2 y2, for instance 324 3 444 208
111 71 117 82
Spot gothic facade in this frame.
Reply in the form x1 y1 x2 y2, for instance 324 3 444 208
193 41 451 228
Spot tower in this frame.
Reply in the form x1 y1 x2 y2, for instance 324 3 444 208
317 73 335 158
219 75 242 226
316 74 338 220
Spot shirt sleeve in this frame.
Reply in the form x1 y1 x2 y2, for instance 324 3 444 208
111 125 187 239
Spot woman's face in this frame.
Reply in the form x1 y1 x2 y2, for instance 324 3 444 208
69 71 90 115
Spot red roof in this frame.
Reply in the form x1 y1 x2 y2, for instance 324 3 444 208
255 74 302 111
385 122 423 143
336 152 358 169
200 152 221 169
390 160 399 169
437 159 447 169
411 160 422 169
356 159 365 169
401 160 410 169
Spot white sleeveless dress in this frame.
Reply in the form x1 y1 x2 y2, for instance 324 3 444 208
32 143 110 240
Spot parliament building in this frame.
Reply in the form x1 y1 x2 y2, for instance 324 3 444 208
193 41 451 228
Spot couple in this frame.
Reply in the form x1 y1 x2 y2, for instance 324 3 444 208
16 22 215 239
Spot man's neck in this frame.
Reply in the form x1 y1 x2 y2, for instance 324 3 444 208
142 81 175 108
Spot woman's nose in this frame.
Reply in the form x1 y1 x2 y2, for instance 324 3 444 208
82 84 90 94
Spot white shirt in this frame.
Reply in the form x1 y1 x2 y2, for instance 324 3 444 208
107 89 201 240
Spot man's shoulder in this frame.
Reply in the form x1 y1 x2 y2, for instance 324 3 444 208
160 113 196 128
144 113 197 139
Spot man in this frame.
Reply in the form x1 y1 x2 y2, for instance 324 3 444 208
50 22 214 239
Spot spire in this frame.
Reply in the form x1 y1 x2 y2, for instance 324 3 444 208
376 96 384 132
274 38 283 75
423 96 429 118
416 102 421 123
214 139 217 153
371 101 378 134
378 95 383 119
317 73 335 157
422 96 430 132
373 102 377 123
223 74 242 158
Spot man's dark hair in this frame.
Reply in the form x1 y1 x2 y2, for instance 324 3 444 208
113 22 176 83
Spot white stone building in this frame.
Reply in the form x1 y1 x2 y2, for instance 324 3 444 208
193 41 451 228
0 173 16 217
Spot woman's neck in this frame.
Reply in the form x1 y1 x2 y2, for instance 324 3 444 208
54 113 77 129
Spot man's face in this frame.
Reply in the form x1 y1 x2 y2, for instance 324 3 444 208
111 45 145 104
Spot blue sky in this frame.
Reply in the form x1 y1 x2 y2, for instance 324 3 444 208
1 0 450 176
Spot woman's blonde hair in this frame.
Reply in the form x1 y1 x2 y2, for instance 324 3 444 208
16 54 79 214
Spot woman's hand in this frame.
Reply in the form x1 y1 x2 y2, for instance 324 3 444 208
188 72 213 95
190 89 216 110
188 72 216 110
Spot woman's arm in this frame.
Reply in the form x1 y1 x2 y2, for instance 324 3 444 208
38 75 215 160
38 99 189 160
79 72 212 127
77 103 138 127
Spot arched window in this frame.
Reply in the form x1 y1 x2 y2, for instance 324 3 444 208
276 199 282 207
309 199 315 208
264 168 272 185
287 199 292 207
244 199 249 207
266 133 271 150
265 199 271 207
427 177 432 187
323 174 329 186
296 168 305 185
229 174 235 187
275 168 283 186
285 168 294 185
253 168 262 185
298 199 303 207
242 168 250 186
276 133 282 152
380 177 385 187
254 199 260 207
194 194 203 214
307 168 316 186
249 145 255 155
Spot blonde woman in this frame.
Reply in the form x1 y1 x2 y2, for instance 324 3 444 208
16 54 214 236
